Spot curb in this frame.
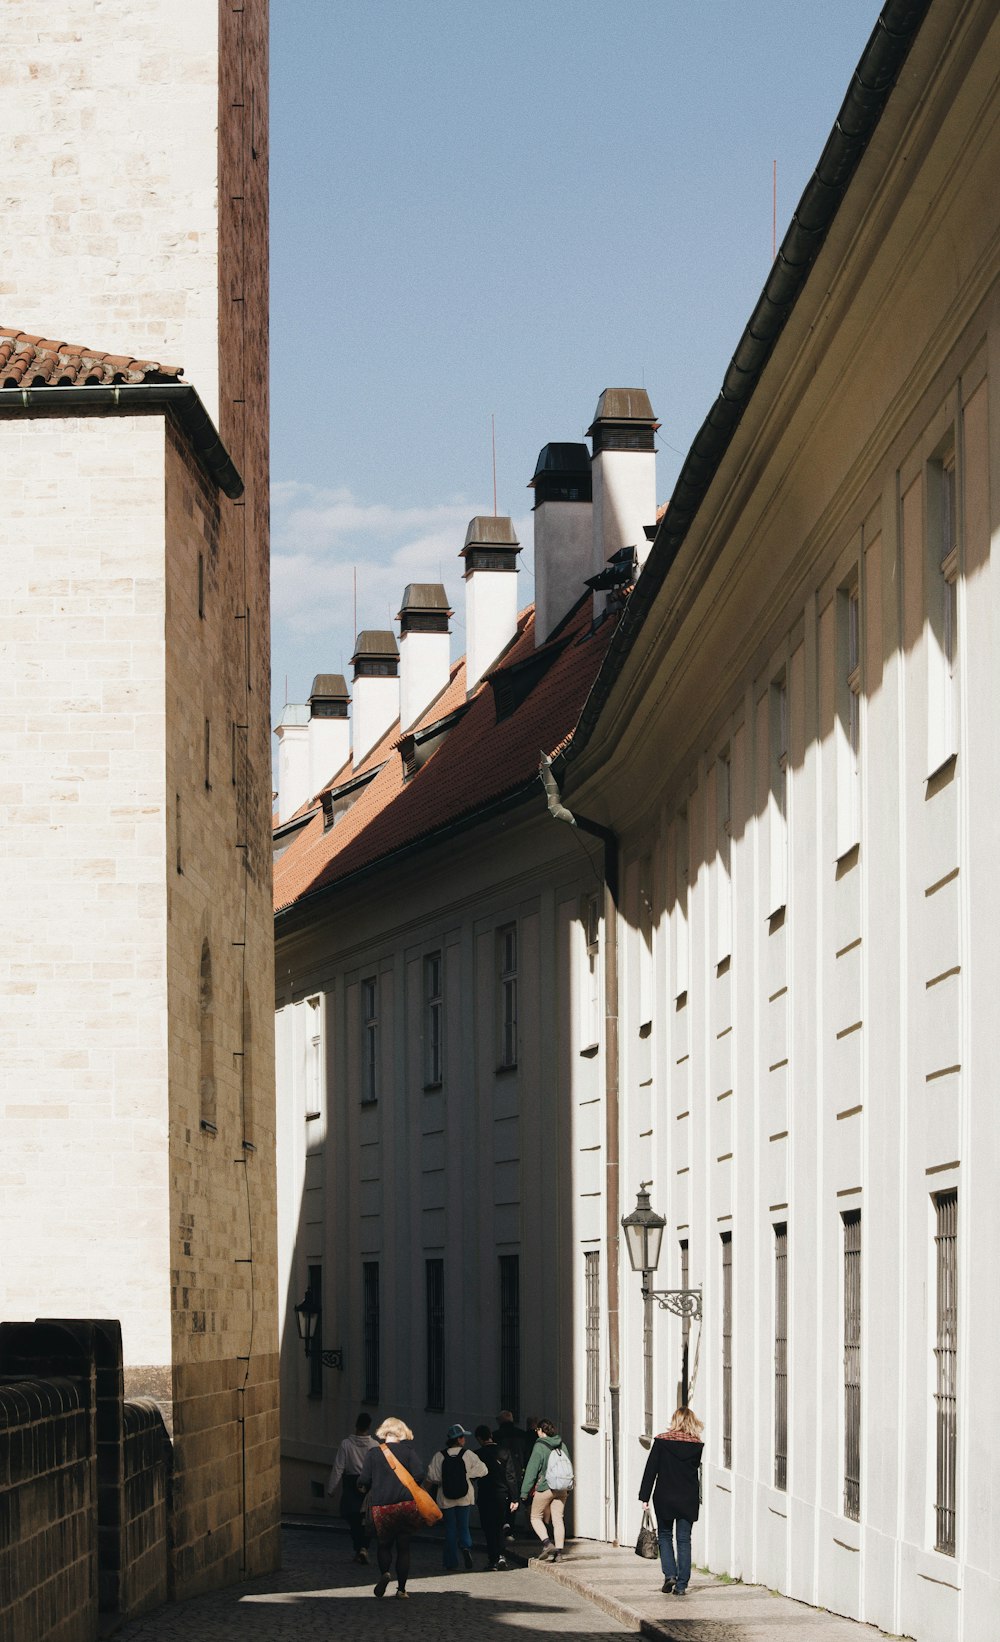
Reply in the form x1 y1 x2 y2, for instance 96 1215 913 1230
530 1554 679 1642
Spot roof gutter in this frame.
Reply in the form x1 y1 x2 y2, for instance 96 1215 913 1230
563 0 931 771
0 382 244 499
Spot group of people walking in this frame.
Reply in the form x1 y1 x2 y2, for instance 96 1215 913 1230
326 1409 574 1598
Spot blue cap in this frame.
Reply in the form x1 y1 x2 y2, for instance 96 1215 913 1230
446 1423 472 1442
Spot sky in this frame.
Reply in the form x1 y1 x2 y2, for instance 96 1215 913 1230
269 0 885 731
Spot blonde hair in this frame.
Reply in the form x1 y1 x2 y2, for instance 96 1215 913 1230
376 1416 413 1443
668 1406 704 1437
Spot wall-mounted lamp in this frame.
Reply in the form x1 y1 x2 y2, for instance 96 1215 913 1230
621 1186 702 1405
294 1289 344 1370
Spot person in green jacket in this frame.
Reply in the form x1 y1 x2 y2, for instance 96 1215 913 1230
521 1420 572 1561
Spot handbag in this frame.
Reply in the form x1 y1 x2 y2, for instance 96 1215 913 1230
635 1504 658 1559
379 1441 443 1525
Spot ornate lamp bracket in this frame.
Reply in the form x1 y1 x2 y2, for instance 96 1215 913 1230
641 1279 702 1321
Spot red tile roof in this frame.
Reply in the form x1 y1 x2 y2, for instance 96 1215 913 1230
0 328 183 388
273 598 614 913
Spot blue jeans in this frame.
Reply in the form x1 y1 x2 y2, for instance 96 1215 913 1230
442 1504 472 1567
658 1517 692 1590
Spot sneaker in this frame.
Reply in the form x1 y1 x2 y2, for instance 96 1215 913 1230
462 1548 474 1570
395 1589 409 1599
354 1550 369 1564
374 1575 390 1599
674 1586 687 1596
536 1543 555 1561
496 1556 508 1570
552 1549 564 1563
661 1579 674 1594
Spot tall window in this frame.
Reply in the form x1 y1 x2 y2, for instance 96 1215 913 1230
721 1233 733 1468
361 976 378 1102
933 1190 958 1555
716 751 732 965
305 995 323 1121
363 1262 380 1403
199 939 216 1133
769 676 788 914
584 1250 601 1428
308 1264 323 1398
497 924 518 1070
426 1258 445 1410
843 1211 862 1521
499 1255 520 1416
423 952 443 1087
774 1224 788 1490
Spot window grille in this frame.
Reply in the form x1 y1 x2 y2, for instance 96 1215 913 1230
362 1261 379 1402
721 1233 733 1468
424 952 443 1086
361 976 378 1102
584 1251 601 1427
499 1255 520 1416
426 1258 445 1410
497 924 518 1069
308 1264 323 1398
774 1223 788 1490
934 1190 958 1555
843 1210 861 1520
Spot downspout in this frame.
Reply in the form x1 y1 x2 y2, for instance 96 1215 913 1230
540 754 622 1543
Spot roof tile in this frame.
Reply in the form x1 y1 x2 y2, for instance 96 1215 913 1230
0 326 184 389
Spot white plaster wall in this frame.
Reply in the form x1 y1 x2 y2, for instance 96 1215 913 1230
0 1 222 418
309 717 350 795
0 415 171 1365
352 676 400 765
465 571 519 687
534 501 593 644
399 630 450 730
591 449 656 576
274 712 310 820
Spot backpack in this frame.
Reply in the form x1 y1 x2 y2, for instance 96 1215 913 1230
441 1447 469 1498
546 1442 574 1491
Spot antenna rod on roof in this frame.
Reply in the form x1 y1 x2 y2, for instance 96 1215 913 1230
492 412 497 517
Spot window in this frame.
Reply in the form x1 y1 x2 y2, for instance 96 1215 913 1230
721 1232 733 1468
769 676 788 914
933 1190 958 1555
363 1262 380 1403
582 893 601 1049
426 1258 445 1410
497 924 518 1070
305 995 323 1132
927 447 959 775
774 1223 788 1491
716 752 732 965
423 952 443 1087
499 1255 520 1416
584 1250 601 1428
843 1211 861 1521
361 977 378 1102
308 1264 323 1398
199 938 216 1133
836 581 861 857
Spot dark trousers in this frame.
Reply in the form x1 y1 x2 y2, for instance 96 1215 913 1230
478 1493 507 1564
657 1517 692 1591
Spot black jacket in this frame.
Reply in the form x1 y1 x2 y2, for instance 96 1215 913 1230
476 1441 518 1501
639 1435 704 1523
358 1439 426 1508
493 1421 530 1484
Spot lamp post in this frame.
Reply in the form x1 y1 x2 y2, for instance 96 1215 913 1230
293 1289 344 1371
621 1187 702 1407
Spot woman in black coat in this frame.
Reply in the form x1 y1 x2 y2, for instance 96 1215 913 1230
638 1406 704 1595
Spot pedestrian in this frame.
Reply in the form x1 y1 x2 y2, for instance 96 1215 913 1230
326 1411 376 1563
357 1416 427 1599
474 1423 517 1569
638 1405 705 1596
425 1423 488 1570
521 1419 573 1562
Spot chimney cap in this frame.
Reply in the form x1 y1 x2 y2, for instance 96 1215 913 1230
350 629 399 663
397 582 453 618
461 515 520 558
587 387 658 433
529 442 591 485
309 673 350 702
275 703 310 730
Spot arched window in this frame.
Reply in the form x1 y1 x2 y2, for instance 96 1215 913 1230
199 939 216 1133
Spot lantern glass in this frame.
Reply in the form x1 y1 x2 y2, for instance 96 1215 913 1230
295 1290 319 1344
621 1189 666 1274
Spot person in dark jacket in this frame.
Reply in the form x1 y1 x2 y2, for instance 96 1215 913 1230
475 1424 517 1569
358 1417 427 1599
638 1406 704 1596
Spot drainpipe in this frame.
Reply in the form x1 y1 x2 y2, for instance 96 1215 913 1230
540 754 622 1542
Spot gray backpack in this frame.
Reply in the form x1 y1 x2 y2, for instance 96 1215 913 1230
546 1442 574 1491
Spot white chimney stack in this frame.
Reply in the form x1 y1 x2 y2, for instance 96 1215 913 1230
308 673 351 794
461 516 521 690
529 442 593 645
350 630 400 764
588 388 658 588
274 703 311 822
398 583 452 729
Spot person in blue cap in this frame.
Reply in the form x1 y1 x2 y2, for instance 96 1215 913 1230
425 1423 488 1569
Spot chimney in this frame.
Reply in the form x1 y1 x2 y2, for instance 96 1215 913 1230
398 583 452 729
350 630 400 764
588 388 658 586
274 703 311 822
529 442 593 644
461 516 521 689
308 673 351 794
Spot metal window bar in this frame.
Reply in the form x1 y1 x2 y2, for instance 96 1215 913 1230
774 1224 788 1491
584 1251 600 1427
498 925 518 1068
362 977 378 1101
843 1210 862 1520
362 1261 380 1403
426 1258 445 1411
424 952 443 1085
721 1233 733 1468
934 1190 958 1555
499 1255 520 1416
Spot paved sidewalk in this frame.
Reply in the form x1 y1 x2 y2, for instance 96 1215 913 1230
533 1540 907 1642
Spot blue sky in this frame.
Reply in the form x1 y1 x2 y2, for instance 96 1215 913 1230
270 1 883 727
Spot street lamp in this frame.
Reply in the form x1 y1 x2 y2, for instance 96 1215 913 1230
621 1186 702 1406
293 1289 344 1371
